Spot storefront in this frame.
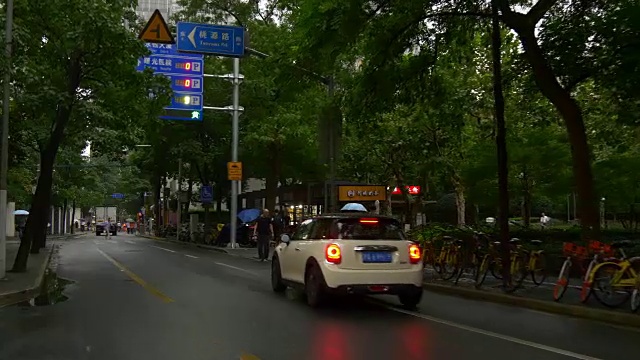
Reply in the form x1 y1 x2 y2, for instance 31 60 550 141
337 185 387 210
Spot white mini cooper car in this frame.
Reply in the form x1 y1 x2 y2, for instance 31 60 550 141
271 214 424 308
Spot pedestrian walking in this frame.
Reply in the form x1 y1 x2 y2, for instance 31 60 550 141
104 217 112 239
273 209 285 244
253 209 274 261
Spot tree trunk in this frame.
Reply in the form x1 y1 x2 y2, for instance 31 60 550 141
153 174 161 236
184 178 193 222
203 204 211 244
491 1 511 288
62 198 68 234
216 190 222 215
521 168 531 227
71 199 76 234
451 173 466 227
500 6 600 240
265 146 281 211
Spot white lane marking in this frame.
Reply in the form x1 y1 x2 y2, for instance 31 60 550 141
184 254 198 259
214 262 257 276
386 306 602 360
93 240 100 245
150 245 176 253
124 240 135 245
107 240 116 244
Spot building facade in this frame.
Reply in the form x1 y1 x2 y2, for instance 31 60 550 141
135 0 181 21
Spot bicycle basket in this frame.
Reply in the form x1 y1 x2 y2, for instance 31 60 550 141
587 240 614 257
562 242 588 259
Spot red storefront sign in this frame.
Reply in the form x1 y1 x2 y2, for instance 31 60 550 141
390 186 421 195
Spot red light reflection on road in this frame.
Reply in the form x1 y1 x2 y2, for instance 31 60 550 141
398 320 432 360
310 321 353 360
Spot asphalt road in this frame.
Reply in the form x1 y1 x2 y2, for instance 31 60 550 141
0 234 638 360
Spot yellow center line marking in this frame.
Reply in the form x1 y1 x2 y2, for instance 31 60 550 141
97 248 175 303
240 353 261 360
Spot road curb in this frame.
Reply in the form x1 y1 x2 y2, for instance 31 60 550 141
422 282 640 328
0 244 56 308
138 234 229 254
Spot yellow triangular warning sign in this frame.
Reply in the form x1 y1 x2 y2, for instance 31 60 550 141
139 9 175 44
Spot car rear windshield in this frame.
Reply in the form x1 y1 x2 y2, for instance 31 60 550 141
334 218 405 240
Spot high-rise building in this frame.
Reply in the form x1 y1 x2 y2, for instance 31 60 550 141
135 0 181 22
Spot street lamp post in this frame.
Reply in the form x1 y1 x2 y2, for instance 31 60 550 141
0 0 15 279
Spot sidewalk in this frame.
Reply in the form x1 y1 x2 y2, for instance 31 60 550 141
0 233 83 307
0 242 54 307
423 267 640 328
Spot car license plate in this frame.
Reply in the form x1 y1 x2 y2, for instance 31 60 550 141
362 252 392 263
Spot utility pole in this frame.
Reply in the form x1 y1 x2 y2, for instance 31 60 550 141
176 158 182 241
0 0 15 279
229 58 241 249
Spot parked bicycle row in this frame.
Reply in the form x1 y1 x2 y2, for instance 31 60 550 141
554 239 640 312
418 228 640 313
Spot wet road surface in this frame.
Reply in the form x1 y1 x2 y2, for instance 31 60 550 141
0 234 638 360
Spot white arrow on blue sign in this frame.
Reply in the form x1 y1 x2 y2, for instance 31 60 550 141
176 22 245 57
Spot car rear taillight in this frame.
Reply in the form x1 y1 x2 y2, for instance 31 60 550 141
409 244 421 264
325 243 341 264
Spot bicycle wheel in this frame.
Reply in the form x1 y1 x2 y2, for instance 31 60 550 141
591 263 631 308
490 261 503 280
475 255 491 288
530 253 547 286
511 256 527 288
553 259 571 301
439 250 459 281
580 259 596 303
631 288 640 313
454 252 477 285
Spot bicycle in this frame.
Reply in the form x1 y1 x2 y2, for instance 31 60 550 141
436 236 464 281
587 241 640 308
578 240 615 303
553 242 589 301
475 238 525 289
421 240 442 274
454 234 484 285
512 239 546 288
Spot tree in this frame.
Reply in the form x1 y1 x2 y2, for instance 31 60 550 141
11 0 169 271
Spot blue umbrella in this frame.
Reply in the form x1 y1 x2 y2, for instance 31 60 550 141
340 203 368 212
13 210 29 215
237 208 261 223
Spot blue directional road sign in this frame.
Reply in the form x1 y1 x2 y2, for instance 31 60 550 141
160 109 202 121
200 185 213 204
145 42 203 58
176 22 245 57
137 42 205 121
168 92 203 111
136 56 203 75
167 75 203 93
111 193 125 199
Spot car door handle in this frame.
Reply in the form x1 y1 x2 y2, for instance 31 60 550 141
295 247 301 251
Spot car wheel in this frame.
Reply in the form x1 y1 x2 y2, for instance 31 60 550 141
271 256 287 293
398 288 423 310
305 265 326 307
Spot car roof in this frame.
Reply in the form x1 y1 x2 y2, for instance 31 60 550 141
309 213 398 221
